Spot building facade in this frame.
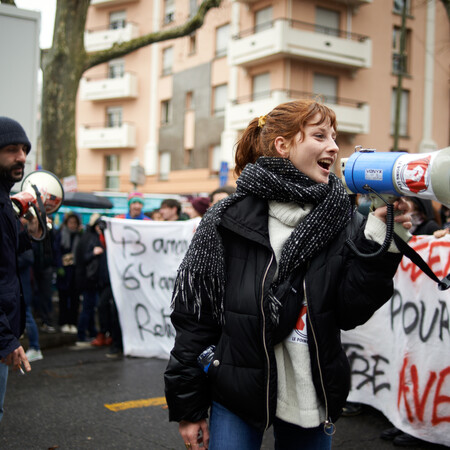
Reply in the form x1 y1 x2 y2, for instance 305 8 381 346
76 0 449 196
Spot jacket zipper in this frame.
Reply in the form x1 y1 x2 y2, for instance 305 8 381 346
261 254 274 431
303 278 336 436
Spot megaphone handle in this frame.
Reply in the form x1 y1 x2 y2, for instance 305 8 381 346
28 184 47 242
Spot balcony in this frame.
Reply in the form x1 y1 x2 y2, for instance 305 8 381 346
91 0 139 7
230 18 371 70
84 22 139 52
78 123 136 149
80 72 138 101
226 90 370 135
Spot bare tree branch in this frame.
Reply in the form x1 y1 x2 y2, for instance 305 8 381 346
85 0 221 70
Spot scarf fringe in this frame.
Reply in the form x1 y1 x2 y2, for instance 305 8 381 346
172 268 225 324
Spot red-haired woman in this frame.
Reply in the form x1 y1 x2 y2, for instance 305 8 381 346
165 100 412 450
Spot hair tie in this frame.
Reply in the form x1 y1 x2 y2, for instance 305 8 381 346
258 115 266 128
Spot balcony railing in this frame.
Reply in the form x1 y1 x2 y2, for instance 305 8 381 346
78 123 136 149
91 0 139 7
84 22 139 52
230 18 371 69
227 90 370 135
80 72 138 101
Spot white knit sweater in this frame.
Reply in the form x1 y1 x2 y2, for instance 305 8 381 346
268 201 411 428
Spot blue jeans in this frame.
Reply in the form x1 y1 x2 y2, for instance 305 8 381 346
77 290 98 341
0 363 8 423
209 401 332 450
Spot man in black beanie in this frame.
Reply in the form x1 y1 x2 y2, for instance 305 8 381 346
0 116 40 422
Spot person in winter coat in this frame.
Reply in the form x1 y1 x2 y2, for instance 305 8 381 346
53 212 82 333
75 214 103 345
0 117 42 422
164 100 412 450
407 197 440 236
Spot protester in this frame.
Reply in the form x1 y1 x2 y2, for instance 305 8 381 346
0 117 41 421
185 197 210 219
145 209 164 221
164 100 412 449
209 185 236 206
407 197 440 236
159 198 185 221
32 228 56 333
440 205 450 229
75 213 103 347
116 192 150 220
53 212 82 334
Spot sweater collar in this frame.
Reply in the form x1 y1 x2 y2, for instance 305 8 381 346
268 201 313 227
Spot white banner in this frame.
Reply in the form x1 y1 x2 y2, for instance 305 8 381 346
343 235 450 446
103 217 198 359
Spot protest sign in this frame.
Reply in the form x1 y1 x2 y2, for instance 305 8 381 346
103 217 197 359
342 235 450 446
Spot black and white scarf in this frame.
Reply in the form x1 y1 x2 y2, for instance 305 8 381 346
173 157 351 323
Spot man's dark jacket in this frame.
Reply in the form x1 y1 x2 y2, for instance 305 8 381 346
0 179 27 359
165 196 402 432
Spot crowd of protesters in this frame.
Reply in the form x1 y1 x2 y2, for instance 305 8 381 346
16 187 237 363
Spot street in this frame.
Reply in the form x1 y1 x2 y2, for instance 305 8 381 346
0 344 445 449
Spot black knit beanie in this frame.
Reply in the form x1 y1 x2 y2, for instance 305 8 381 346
0 117 31 153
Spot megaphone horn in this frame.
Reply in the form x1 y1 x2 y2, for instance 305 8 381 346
341 146 450 208
11 170 64 218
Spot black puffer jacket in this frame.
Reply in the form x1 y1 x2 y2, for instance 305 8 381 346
165 196 402 432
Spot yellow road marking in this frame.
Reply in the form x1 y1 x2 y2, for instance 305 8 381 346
105 396 167 412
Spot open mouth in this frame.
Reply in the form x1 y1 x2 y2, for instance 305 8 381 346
318 159 332 171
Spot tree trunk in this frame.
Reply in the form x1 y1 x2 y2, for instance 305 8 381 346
38 0 221 179
41 0 89 179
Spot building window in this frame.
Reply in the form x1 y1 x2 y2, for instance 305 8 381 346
315 7 340 37
252 73 270 101
109 10 126 30
215 24 230 58
161 99 172 124
391 88 410 136
105 155 120 190
164 0 175 25
184 148 193 167
186 91 194 110
189 33 197 55
106 106 122 127
255 7 273 33
108 59 125 79
159 152 171 181
313 73 338 104
393 0 411 15
210 145 221 172
213 84 227 116
162 47 173 76
392 27 410 74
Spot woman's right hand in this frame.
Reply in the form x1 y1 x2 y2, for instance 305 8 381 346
179 419 209 449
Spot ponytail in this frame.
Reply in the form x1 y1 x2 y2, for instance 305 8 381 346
234 117 263 176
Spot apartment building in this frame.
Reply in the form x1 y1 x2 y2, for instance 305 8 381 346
76 0 449 196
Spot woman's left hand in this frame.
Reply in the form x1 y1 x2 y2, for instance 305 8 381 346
373 197 412 230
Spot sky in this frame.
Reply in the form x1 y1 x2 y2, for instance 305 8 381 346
15 0 56 48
